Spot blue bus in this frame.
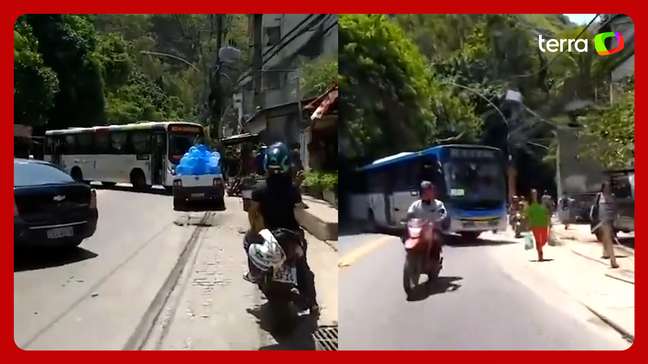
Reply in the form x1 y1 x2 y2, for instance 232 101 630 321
347 144 508 239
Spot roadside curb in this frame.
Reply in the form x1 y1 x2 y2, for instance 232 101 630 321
295 207 338 242
583 304 634 343
123 212 210 350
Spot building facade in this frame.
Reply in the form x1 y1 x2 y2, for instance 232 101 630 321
235 14 338 152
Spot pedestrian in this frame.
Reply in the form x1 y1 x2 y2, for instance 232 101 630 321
558 192 574 230
255 144 267 175
290 143 305 187
542 190 555 214
591 182 620 269
526 189 551 262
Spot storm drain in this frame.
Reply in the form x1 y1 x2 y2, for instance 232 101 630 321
313 325 338 351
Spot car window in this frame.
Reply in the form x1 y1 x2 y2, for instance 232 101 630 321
14 161 74 187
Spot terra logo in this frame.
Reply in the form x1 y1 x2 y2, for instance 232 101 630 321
593 32 625 56
537 32 624 56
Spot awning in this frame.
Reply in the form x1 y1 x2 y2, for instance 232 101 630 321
221 133 259 146
305 84 338 121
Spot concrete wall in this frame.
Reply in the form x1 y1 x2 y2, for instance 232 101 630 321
556 127 605 197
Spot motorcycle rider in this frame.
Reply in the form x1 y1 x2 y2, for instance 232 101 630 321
243 142 318 314
406 181 448 260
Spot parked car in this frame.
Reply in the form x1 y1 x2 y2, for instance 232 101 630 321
14 159 98 249
568 192 597 223
590 169 635 238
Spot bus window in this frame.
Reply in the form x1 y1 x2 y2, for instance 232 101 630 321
131 132 151 154
45 136 55 154
77 133 93 154
64 135 77 154
95 132 111 154
111 132 129 154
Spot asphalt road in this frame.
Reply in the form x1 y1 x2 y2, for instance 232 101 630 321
339 232 629 350
14 186 337 350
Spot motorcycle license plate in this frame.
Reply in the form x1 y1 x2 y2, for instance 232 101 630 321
272 266 297 284
242 190 252 199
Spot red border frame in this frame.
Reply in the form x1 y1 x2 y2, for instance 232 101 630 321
2 0 643 361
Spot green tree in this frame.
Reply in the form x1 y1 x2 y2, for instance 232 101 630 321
14 19 59 127
579 82 634 169
339 14 480 162
25 14 106 128
300 56 337 98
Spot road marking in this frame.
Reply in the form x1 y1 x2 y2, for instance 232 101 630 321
338 236 394 268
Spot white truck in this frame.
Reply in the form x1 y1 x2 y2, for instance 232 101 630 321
172 173 226 211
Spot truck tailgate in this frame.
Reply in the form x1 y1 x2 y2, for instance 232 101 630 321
177 174 223 187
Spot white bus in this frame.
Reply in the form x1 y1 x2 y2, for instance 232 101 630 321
44 122 205 190
347 144 508 240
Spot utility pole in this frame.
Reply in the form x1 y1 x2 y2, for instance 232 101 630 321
209 14 224 140
252 14 263 110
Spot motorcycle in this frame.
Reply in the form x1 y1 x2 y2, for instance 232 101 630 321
402 218 443 298
245 231 308 331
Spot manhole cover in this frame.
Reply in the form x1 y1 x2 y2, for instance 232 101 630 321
313 325 338 351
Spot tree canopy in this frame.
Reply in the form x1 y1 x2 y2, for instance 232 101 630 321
14 14 250 131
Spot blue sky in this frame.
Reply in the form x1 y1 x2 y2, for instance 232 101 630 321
565 14 597 25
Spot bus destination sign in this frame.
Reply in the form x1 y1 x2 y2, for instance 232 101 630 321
170 125 202 133
450 148 496 159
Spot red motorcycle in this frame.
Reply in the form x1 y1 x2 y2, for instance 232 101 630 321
403 218 443 298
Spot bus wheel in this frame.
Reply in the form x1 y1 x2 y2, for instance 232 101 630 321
130 170 147 191
71 167 84 183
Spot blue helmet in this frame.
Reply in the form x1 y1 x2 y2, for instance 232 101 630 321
264 142 291 175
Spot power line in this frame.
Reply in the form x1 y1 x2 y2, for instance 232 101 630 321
261 15 315 60
263 15 337 67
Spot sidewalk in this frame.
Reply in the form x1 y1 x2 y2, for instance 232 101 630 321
295 195 338 244
551 223 635 284
485 226 635 341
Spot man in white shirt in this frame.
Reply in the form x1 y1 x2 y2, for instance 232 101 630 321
407 181 448 222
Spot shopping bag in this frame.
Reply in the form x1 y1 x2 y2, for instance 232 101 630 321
524 233 535 250
548 229 558 246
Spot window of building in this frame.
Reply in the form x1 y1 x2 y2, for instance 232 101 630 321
264 72 282 90
265 26 281 46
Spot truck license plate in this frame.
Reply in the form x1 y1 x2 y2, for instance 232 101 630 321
272 265 297 284
47 227 74 239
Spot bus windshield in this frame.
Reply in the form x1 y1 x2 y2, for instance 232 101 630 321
169 130 203 163
443 158 505 206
